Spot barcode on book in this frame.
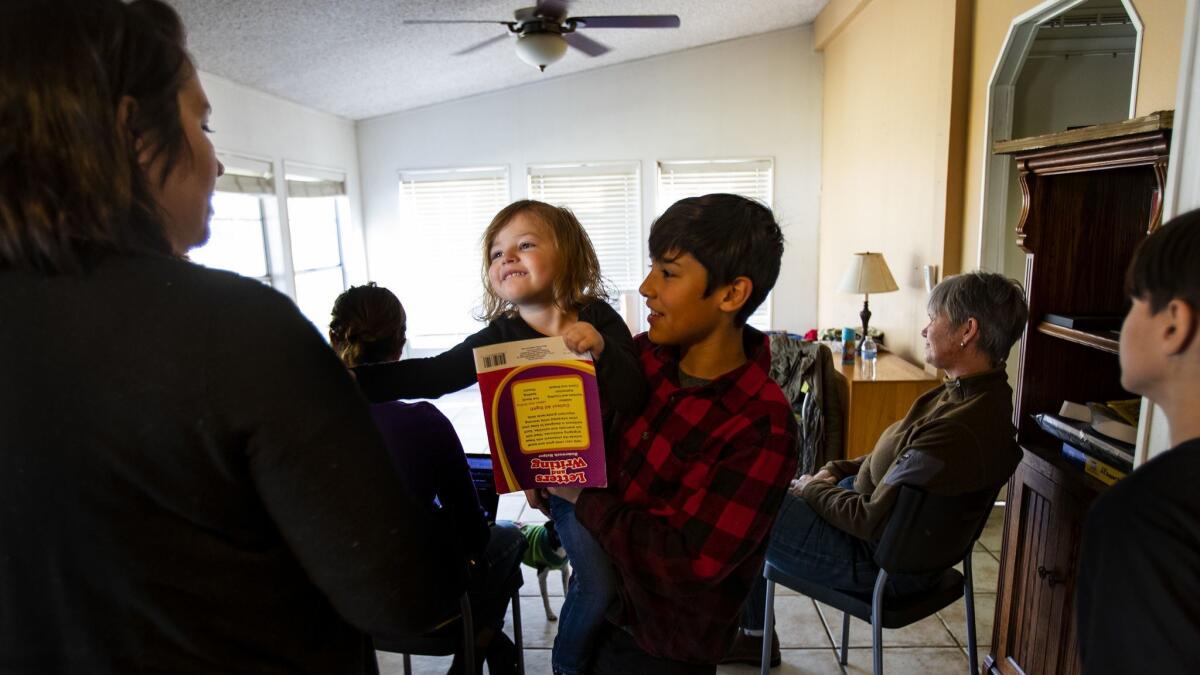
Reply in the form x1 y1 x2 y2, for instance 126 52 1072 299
483 353 507 369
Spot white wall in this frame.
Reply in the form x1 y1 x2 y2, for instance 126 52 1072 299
356 26 823 335
199 71 368 290
1013 54 1136 139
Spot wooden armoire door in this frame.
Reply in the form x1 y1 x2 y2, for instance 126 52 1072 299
987 452 1091 675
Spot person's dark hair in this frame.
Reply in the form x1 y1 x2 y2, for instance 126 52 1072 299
329 283 408 367
478 200 610 320
648 194 784 326
1125 208 1200 314
0 0 193 273
927 271 1029 366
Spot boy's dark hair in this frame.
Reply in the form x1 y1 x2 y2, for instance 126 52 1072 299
1126 208 1200 313
648 194 784 326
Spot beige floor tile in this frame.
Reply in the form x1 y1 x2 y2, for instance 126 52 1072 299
508 594 565 649
937 593 995 653
815 602 957 648
775 581 800 596
771 595 835 649
955 550 1001 595
519 563 569 597
842 646 967 674
376 650 452 675
960 646 990 673
521 647 554 673
978 507 1005 554
718 648 846 674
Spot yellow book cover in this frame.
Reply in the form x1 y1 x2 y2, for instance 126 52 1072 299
1083 456 1126 486
473 336 607 494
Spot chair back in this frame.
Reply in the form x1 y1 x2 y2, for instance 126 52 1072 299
873 485 998 575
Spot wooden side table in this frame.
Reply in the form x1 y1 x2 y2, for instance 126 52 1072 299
838 351 939 460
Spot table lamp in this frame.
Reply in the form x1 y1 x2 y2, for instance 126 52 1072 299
838 252 899 344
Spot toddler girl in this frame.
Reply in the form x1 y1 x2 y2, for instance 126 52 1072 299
354 200 647 675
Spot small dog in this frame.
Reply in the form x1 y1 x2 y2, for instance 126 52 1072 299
518 520 571 621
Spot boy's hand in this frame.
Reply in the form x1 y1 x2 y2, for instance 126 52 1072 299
547 486 582 504
562 322 604 358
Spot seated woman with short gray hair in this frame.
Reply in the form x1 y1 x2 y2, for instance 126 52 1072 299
725 271 1029 666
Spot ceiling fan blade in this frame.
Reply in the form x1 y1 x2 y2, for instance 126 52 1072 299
404 19 513 25
453 33 510 56
563 31 611 57
535 0 570 21
572 15 681 29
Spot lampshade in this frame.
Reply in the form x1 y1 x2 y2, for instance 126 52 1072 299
838 252 899 295
514 32 567 71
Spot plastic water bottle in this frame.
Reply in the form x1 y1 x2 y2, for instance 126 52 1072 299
860 335 878 379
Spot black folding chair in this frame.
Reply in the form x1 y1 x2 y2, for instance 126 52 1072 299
375 567 524 674
760 485 997 675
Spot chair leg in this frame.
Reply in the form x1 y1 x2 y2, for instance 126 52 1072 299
840 612 850 665
761 578 776 675
460 593 475 674
872 570 888 675
963 550 978 675
512 586 524 675
402 653 412 675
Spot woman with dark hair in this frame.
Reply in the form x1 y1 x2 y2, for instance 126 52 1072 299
330 284 526 675
0 1 458 671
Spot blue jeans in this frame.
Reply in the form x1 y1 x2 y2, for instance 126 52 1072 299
549 495 618 675
742 476 938 630
591 623 716 675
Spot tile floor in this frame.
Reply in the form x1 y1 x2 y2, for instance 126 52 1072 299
377 495 1006 675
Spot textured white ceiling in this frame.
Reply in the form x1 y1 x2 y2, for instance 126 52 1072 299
171 1 828 120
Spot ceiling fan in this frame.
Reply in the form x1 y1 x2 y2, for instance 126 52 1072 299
405 0 682 71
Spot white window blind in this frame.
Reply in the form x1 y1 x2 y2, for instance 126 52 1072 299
655 159 775 331
286 165 349 334
192 154 274 283
213 154 274 196
527 162 642 293
398 167 509 349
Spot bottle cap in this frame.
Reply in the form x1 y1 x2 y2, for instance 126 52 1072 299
842 327 855 342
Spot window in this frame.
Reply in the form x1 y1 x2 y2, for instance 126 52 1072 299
286 165 350 333
190 155 275 284
527 162 642 295
656 159 775 331
397 167 510 351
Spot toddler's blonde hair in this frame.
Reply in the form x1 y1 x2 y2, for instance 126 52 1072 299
478 200 610 321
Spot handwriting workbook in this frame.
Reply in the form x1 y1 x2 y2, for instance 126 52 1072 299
473 336 607 494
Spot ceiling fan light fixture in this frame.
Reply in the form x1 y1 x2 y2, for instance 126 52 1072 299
514 32 567 71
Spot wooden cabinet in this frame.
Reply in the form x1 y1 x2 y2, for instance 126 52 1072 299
838 351 938 460
984 113 1171 675
992 450 1094 675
